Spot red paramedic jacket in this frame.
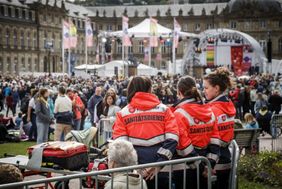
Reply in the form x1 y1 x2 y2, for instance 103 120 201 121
171 98 220 168
207 94 236 146
113 92 179 164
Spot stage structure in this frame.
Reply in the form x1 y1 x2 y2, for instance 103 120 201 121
183 28 267 76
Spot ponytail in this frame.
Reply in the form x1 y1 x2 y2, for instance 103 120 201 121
177 76 203 103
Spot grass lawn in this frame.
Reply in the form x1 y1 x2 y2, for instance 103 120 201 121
0 141 36 157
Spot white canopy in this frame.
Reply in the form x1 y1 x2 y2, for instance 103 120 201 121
108 18 198 38
137 63 158 76
75 64 104 70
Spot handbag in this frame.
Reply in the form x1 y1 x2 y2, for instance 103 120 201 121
55 111 73 125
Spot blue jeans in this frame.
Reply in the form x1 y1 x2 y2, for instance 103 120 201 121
29 113 37 140
36 120 49 144
73 119 81 131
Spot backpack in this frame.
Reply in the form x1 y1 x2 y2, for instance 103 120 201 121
20 97 30 113
119 96 128 109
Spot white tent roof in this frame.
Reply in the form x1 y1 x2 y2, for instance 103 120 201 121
75 64 104 70
138 63 155 70
108 18 198 38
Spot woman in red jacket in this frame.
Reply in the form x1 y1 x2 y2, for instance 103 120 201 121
203 67 236 189
113 76 178 189
172 76 220 189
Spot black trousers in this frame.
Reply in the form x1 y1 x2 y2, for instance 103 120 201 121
146 172 170 189
173 166 207 189
214 169 231 189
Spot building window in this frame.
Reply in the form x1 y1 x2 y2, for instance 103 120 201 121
139 41 144 53
6 28 10 46
118 25 122 30
260 20 266 28
25 10 28 20
52 33 55 49
0 6 4 16
29 11 32 20
21 57 25 72
195 23 201 31
22 9 26 19
43 31 47 47
117 42 122 54
230 21 236 29
34 58 38 71
33 32 36 48
13 29 17 48
0 28 2 45
99 25 103 30
279 21 282 28
78 20 81 28
128 46 133 54
8 7 11 17
28 57 32 71
27 32 30 48
206 23 213 29
244 20 250 30
279 38 282 52
20 31 24 48
0 57 2 72
43 14 47 22
183 24 188 32
19 9 22 18
7 57 10 72
259 40 266 51
82 21 85 29
107 25 112 31
15 8 19 18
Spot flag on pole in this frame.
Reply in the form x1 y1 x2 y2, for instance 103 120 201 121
122 16 132 47
63 20 70 49
150 18 158 47
173 18 181 49
85 18 93 47
69 20 77 48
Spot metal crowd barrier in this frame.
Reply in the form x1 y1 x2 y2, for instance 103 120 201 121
229 140 240 189
0 156 213 189
270 114 282 139
97 118 113 147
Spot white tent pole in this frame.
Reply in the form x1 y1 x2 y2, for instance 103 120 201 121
173 32 176 74
62 19 65 73
149 42 151 67
122 39 125 78
85 21 88 74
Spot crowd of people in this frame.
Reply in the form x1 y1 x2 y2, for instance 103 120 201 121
0 68 282 188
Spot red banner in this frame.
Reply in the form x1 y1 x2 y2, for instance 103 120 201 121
231 46 243 76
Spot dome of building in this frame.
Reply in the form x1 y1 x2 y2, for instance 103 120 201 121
227 0 282 13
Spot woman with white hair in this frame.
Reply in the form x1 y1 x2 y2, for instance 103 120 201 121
104 140 147 189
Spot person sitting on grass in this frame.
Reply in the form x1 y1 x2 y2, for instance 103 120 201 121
104 140 147 189
15 112 23 130
244 113 259 129
0 164 23 189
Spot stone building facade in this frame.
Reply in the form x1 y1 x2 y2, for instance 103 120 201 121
1 0 282 74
